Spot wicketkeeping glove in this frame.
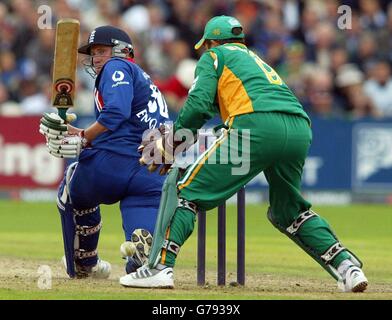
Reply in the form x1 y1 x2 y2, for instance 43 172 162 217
138 124 176 175
138 124 196 175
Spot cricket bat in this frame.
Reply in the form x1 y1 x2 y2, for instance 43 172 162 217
52 18 80 122
52 19 80 279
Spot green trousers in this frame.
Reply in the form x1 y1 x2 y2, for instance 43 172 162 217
162 112 350 270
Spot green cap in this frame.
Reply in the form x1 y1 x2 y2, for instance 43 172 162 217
194 15 244 50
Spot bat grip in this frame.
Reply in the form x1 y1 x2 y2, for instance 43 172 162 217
57 108 67 122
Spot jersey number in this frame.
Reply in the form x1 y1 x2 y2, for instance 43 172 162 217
148 84 169 118
249 51 283 85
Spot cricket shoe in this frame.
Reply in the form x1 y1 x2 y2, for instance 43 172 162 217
62 256 111 279
337 266 368 292
119 264 174 288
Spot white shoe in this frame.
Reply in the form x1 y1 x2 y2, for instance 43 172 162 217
120 265 174 288
90 259 111 279
62 256 111 279
337 266 368 292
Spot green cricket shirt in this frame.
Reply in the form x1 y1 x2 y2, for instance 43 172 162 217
174 43 310 134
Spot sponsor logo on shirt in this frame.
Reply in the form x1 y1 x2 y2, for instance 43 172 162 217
111 70 129 88
112 71 125 81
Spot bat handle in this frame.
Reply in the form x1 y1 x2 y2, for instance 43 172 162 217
57 108 67 122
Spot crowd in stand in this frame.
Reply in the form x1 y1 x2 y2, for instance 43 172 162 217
1 0 392 120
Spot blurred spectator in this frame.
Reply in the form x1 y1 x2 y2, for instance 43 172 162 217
324 0 341 24
10 0 39 61
233 0 261 47
19 77 55 115
0 0 391 121
306 21 338 69
352 32 380 73
363 60 392 117
81 0 118 30
277 41 307 99
0 83 9 107
0 50 21 101
336 64 380 119
25 28 55 77
344 10 364 60
73 79 95 116
359 0 387 30
156 58 197 114
54 0 81 20
330 46 349 77
140 3 177 79
294 3 321 45
0 82 21 116
251 6 291 65
302 66 343 119
0 3 15 51
282 0 301 32
165 0 202 54
377 4 392 64
122 4 151 34
165 39 191 70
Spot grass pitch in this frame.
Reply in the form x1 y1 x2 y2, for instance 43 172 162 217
0 201 391 300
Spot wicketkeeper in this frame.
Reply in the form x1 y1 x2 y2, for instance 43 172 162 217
120 16 368 292
39 26 169 278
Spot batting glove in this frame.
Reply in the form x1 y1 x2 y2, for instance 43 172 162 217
47 131 90 159
39 112 77 139
39 112 68 139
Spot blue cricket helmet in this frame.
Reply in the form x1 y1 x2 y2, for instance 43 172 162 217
78 25 133 56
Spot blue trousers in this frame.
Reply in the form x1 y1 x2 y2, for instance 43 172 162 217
58 149 164 267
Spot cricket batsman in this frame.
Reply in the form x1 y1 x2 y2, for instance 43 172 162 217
120 16 368 292
39 26 169 278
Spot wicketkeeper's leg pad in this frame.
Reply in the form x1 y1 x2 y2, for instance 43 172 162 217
57 162 102 278
267 207 362 281
148 167 197 268
148 167 181 268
